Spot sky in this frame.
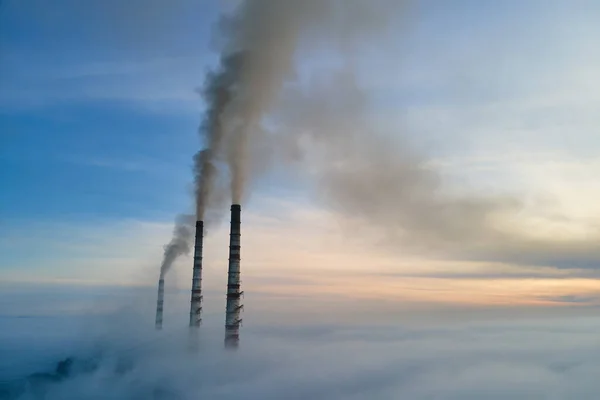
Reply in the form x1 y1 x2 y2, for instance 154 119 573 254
2 0 600 331
3 1 600 399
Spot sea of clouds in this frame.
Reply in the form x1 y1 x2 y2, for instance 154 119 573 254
2 285 600 400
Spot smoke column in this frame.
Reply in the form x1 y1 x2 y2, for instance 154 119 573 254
194 0 341 209
195 0 407 209
154 215 193 329
159 215 194 278
194 56 239 220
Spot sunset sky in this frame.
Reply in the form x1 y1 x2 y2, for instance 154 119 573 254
2 0 600 317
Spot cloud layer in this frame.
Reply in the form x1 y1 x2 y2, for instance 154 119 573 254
3 310 600 399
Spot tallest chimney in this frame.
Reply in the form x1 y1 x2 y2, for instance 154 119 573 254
225 204 243 348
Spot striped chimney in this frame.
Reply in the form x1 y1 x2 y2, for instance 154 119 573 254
155 277 165 330
224 204 243 348
189 220 204 328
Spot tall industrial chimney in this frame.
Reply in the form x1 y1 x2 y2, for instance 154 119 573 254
155 277 165 330
189 220 204 328
225 204 243 348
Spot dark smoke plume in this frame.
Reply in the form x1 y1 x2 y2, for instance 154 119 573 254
158 0 600 272
158 214 194 278
193 0 600 269
193 0 402 207
194 51 244 219
194 0 312 208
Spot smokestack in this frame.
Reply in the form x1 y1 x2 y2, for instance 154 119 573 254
225 204 243 349
155 277 165 330
189 220 204 328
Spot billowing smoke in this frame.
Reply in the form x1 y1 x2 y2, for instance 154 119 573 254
158 0 396 278
272 71 600 266
194 0 501 255
158 214 194 278
194 1 322 208
191 0 494 257
194 51 241 218
193 0 404 209
271 73 517 258
156 0 599 273
191 0 600 268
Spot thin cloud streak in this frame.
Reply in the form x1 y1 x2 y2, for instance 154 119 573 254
4 197 600 309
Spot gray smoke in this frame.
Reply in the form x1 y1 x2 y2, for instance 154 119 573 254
155 0 405 288
197 0 496 253
190 0 600 269
193 0 402 210
194 1 316 208
158 214 194 278
195 0 490 252
272 71 600 267
271 72 516 256
194 51 241 218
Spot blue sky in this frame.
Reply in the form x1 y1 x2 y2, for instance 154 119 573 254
0 0 221 285
0 0 217 222
2 0 600 312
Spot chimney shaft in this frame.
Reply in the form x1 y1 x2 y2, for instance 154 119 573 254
189 220 204 328
225 204 242 348
155 277 165 330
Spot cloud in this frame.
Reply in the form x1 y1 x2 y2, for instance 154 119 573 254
0 56 206 113
0 0 223 112
62 155 184 177
3 309 600 399
0 218 176 285
4 195 600 312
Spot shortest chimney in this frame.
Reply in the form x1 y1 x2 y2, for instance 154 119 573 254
155 277 165 330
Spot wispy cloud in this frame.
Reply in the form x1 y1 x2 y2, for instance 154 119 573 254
0 55 208 113
63 154 184 176
3 196 600 309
